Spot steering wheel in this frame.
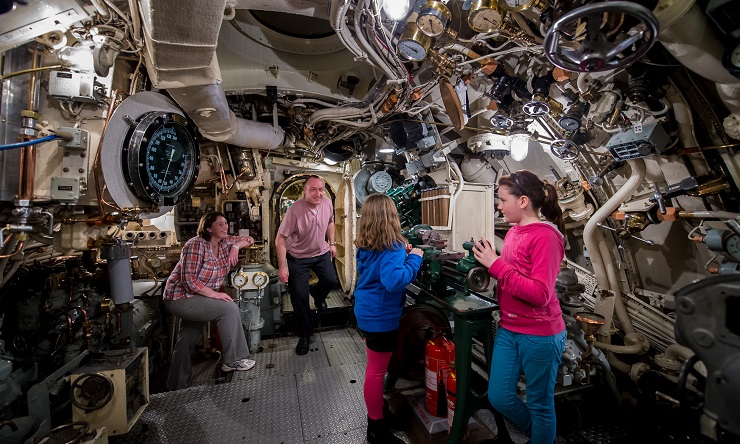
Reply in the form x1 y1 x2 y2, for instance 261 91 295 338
70 373 114 412
550 139 580 160
544 1 659 72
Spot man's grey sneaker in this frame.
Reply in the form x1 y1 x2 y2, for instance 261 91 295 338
222 358 256 372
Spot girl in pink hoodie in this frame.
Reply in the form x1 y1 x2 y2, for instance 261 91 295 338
473 170 566 444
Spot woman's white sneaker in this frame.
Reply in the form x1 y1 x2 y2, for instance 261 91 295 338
222 358 256 372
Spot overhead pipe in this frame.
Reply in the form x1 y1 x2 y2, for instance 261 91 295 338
583 159 646 336
138 0 284 149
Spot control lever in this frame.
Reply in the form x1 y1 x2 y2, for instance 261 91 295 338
651 182 666 215
597 222 655 246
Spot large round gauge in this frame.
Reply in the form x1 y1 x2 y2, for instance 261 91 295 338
252 272 269 289
417 1 451 37
232 272 249 289
397 22 432 62
497 0 546 12
122 111 200 206
468 0 504 33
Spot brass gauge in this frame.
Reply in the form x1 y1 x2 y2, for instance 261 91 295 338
417 1 452 37
468 0 504 33
397 22 432 62
252 272 269 289
498 0 548 12
232 272 249 290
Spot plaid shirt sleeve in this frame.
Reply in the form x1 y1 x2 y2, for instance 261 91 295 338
180 239 207 294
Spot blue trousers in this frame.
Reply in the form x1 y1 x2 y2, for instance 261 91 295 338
488 327 566 444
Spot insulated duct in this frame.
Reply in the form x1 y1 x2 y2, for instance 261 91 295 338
138 0 284 149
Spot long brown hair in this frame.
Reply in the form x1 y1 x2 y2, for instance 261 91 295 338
354 194 408 251
197 211 226 241
499 170 564 233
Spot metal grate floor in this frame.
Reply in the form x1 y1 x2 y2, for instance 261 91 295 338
113 329 409 444
282 289 352 312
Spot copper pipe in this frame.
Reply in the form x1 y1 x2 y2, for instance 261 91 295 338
93 89 126 214
0 241 25 259
0 65 62 81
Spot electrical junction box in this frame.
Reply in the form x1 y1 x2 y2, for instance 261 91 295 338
50 177 81 202
49 71 100 103
71 348 149 436
605 121 670 161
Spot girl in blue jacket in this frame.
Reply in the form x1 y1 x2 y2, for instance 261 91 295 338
354 193 423 444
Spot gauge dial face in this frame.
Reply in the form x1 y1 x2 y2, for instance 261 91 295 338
398 39 427 61
498 0 535 11
559 115 581 131
417 3 450 37
145 123 195 195
724 233 740 262
252 272 269 289
232 273 248 288
732 45 740 67
468 8 503 32
147 256 162 268
123 111 200 206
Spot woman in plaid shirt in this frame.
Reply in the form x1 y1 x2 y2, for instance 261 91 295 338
164 211 256 390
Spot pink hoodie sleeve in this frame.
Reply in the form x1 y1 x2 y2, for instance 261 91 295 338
488 229 563 307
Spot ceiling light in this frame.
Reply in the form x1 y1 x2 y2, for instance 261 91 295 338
378 143 395 154
382 0 411 21
509 133 530 161
323 158 338 165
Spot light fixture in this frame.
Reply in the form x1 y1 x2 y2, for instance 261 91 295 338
323 158 338 166
509 133 530 161
382 0 411 21
378 143 395 154
57 46 96 73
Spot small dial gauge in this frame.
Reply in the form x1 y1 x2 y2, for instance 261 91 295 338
397 22 432 62
724 233 740 262
722 41 740 79
498 0 540 12
122 111 200 206
417 1 451 37
468 0 504 33
232 272 249 289
252 272 269 289
147 256 162 268
558 115 581 131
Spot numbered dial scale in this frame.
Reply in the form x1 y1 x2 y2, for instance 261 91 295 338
417 1 452 37
122 111 200 206
468 0 504 33
232 272 249 290
397 22 432 62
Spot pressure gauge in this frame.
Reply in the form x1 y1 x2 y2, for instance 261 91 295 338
703 229 740 262
468 0 504 33
232 272 249 289
397 22 432 62
147 256 162 268
722 40 740 79
417 1 451 37
252 271 269 289
122 111 200 206
497 0 546 12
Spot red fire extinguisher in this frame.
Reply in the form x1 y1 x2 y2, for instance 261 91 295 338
447 366 469 443
425 333 455 416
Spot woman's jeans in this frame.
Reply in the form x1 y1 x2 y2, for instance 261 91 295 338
488 327 567 444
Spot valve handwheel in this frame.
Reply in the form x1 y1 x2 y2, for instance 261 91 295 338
544 1 659 72
70 373 114 413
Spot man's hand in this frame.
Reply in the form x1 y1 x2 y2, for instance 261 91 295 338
278 266 289 284
329 245 337 259
473 237 499 269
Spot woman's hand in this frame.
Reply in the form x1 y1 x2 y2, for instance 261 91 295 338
228 247 240 266
214 292 234 302
473 237 498 269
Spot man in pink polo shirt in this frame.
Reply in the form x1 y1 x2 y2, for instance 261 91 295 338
276 175 338 355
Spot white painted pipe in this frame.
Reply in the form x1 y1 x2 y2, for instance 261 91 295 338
583 159 646 335
597 236 635 335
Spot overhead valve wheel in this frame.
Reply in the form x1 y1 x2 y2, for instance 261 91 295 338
550 139 580 160
70 373 114 413
544 1 659 72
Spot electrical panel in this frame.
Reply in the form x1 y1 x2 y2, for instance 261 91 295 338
49 71 101 103
605 122 670 161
